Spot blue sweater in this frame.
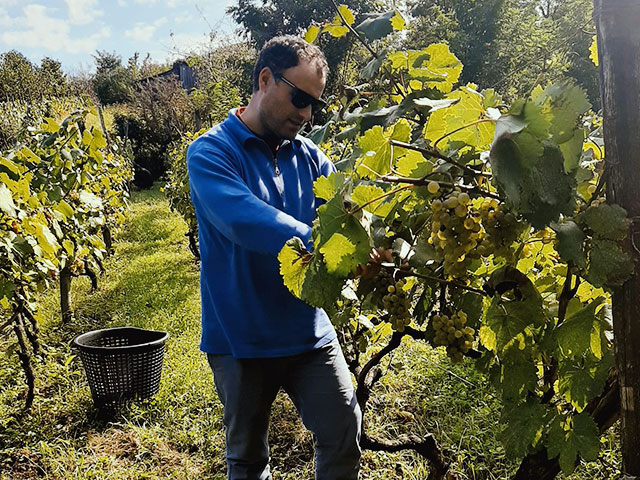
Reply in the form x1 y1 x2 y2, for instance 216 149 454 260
186 110 337 358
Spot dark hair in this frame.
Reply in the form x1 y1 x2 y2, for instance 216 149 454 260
252 35 329 92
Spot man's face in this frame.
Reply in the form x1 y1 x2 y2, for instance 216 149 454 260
258 59 326 141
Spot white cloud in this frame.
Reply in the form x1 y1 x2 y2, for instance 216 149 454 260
0 4 111 55
64 0 103 25
166 0 188 7
0 7 11 27
0 0 18 6
125 17 167 42
117 0 126 6
134 0 157 4
174 12 193 24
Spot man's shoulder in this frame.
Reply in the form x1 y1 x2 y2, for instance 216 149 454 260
188 121 237 158
295 134 322 153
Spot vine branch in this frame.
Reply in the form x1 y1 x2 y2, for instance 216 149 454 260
388 139 491 178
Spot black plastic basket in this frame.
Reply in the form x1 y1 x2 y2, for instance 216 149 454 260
72 327 169 414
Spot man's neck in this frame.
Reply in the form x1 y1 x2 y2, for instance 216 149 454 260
237 106 282 155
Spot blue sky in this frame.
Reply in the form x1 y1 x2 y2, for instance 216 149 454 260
0 0 239 73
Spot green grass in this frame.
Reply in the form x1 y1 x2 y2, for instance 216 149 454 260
0 186 621 479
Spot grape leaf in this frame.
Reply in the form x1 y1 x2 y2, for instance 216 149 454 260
499 396 546 458
307 120 334 144
279 237 311 298
300 255 345 309
586 239 634 287
589 35 598 67
481 294 544 354
424 85 495 150
0 184 17 217
557 351 613 412
350 185 394 217
554 297 606 359
362 54 387 81
304 25 320 43
491 138 576 229
552 220 585 268
409 44 462 93
395 150 432 177
535 84 590 145
319 216 371 276
499 345 538 402
391 11 406 31
547 413 600 474
354 10 395 41
579 203 629 241
317 194 350 245
357 120 410 178
313 172 347 201
559 128 584 173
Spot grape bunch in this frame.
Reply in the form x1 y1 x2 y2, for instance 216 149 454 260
477 199 525 261
428 188 484 278
431 311 475 363
373 270 412 331
382 279 411 332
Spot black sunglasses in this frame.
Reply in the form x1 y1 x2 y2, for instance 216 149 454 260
275 74 327 115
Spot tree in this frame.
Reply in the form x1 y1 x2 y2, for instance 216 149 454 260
39 57 67 98
227 0 376 99
0 51 41 102
594 0 640 474
91 51 135 105
228 0 373 48
405 0 505 86
404 0 599 105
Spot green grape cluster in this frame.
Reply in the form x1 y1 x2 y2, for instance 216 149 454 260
373 268 394 299
477 199 524 261
428 190 484 278
382 279 411 331
431 311 475 363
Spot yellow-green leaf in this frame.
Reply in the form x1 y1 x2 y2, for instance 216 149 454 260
43 118 59 133
337 5 354 25
391 10 406 31
319 233 356 275
55 200 75 219
323 24 349 38
424 85 495 151
90 128 107 150
0 184 17 217
351 185 394 217
313 172 346 201
589 35 598 67
395 150 431 177
19 147 40 164
82 129 92 146
34 223 60 258
0 155 21 174
410 44 462 94
278 239 310 298
305 25 320 43
63 239 75 256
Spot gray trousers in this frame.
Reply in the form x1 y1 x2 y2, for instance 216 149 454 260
207 338 361 480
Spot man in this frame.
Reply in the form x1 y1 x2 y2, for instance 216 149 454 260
187 36 361 480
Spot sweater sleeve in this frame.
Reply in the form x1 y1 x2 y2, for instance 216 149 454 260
187 139 312 256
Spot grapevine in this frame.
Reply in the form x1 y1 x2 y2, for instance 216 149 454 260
277 5 624 479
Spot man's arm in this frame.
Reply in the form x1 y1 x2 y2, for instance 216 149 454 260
187 142 312 256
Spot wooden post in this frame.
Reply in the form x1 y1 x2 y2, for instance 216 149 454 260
593 0 640 475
